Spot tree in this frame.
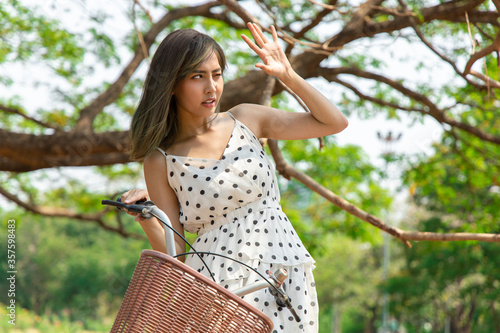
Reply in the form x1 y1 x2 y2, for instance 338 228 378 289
313 234 383 333
1 0 499 244
387 215 500 332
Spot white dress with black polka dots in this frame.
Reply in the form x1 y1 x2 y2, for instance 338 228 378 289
157 112 318 332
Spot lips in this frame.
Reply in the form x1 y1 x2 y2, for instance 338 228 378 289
202 97 216 106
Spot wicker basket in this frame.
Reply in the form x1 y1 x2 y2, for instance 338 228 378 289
110 250 273 333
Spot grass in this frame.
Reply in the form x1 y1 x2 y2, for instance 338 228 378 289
0 305 113 333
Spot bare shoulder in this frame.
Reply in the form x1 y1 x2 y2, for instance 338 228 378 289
227 103 254 123
143 149 168 175
143 149 175 199
227 103 269 138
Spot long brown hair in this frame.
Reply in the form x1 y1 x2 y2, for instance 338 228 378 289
129 29 226 161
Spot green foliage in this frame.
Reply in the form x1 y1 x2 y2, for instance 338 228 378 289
0 305 109 332
0 2 85 63
88 27 121 68
387 225 500 332
113 78 146 116
0 96 34 132
261 0 325 29
279 137 390 250
267 132 394 330
95 163 143 181
0 210 148 329
313 233 395 333
405 132 499 233
397 69 500 330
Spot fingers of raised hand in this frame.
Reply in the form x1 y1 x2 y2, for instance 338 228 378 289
270 25 279 43
241 33 262 56
251 23 280 47
248 22 267 47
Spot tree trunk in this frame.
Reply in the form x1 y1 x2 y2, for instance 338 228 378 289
491 302 500 333
331 301 342 333
364 307 377 333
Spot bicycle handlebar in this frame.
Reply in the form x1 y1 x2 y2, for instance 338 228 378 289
101 199 177 256
101 198 153 213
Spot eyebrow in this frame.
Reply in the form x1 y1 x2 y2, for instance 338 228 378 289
192 68 222 74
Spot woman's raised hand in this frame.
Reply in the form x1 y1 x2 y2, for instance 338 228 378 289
241 23 293 80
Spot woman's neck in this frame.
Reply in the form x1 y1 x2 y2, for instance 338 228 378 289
176 113 219 140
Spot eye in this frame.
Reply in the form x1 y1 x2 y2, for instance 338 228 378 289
192 74 202 79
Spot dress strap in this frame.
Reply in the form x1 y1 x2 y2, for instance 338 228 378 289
156 147 167 157
225 111 235 120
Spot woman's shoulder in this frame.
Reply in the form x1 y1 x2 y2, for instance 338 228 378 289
227 104 264 137
144 148 168 171
227 103 254 119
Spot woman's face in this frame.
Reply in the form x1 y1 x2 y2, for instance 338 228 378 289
173 52 224 119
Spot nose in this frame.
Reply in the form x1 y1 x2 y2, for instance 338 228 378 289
205 76 217 94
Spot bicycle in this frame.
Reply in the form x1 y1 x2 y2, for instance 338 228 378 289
102 198 301 333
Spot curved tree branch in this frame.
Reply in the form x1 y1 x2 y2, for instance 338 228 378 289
70 0 497 135
356 0 494 47
217 0 261 25
463 29 500 76
255 64 500 247
317 66 500 145
285 0 496 81
0 130 131 171
469 69 500 88
0 185 144 239
203 10 247 29
330 76 420 112
323 0 385 50
398 231 500 243
267 139 500 246
401 5 488 90
284 0 335 54
0 104 61 131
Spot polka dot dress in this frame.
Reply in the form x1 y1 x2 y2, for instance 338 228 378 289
157 112 318 332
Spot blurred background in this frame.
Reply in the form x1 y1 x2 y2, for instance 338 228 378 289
1 1 499 332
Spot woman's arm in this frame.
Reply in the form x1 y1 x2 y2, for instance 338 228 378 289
237 23 348 140
142 150 186 258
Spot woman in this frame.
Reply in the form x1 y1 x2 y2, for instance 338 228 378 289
123 23 348 333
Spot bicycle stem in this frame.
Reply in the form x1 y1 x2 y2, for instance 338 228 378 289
233 280 270 297
233 268 287 297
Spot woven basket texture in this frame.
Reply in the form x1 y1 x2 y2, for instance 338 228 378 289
110 250 273 333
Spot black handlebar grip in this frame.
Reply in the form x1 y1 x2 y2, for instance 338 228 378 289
101 199 155 214
101 199 126 210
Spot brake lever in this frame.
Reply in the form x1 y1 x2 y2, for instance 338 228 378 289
267 269 301 322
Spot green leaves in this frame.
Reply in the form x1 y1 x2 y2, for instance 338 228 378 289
388 228 500 331
0 211 147 325
279 137 391 249
0 3 85 63
404 126 500 233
